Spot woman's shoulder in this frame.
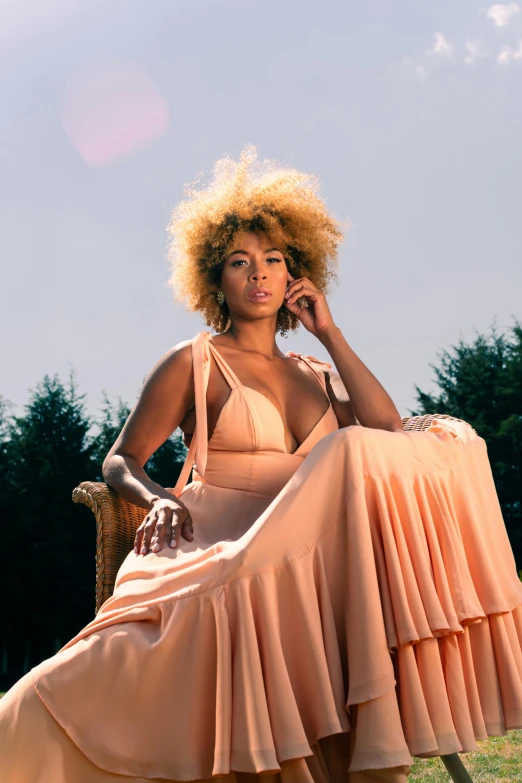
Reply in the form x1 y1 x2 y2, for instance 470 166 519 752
163 331 211 361
152 330 215 378
144 336 197 386
288 349 353 410
286 350 332 373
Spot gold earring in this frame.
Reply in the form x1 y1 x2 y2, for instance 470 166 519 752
216 290 225 305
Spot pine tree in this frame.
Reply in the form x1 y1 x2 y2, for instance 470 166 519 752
411 319 522 568
0 372 97 684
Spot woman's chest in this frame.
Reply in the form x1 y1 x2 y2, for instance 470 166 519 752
181 366 337 457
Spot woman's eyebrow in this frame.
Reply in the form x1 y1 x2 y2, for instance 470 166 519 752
227 247 281 258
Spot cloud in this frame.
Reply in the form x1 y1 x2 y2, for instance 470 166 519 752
426 32 452 56
464 39 489 64
402 15 522 80
497 44 512 61
487 3 520 27
497 40 522 62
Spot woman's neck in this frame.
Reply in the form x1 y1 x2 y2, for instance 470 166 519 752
213 320 285 360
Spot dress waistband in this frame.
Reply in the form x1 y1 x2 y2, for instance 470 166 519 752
192 450 304 496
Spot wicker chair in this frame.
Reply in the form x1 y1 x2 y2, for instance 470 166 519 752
72 412 476 783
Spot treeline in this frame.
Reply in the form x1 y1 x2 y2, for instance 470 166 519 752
412 320 522 571
0 320 521 690
0 376 186 690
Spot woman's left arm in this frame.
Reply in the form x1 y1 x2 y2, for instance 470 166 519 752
284 271 404 433
320 326 404 432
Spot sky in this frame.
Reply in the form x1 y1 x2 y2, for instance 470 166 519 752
1 0 521 431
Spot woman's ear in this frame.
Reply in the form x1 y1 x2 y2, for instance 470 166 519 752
208 277 222 295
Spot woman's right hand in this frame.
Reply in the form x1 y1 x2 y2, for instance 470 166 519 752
134 498 194 555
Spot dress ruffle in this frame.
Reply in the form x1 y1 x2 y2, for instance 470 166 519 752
26 419 522 778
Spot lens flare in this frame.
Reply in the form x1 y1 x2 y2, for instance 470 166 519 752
61 57 169 166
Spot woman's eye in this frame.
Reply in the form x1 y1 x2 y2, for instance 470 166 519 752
231 257 281 266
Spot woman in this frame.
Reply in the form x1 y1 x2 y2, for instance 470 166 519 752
1 145 521 783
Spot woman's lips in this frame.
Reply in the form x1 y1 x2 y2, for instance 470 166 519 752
247 292 272 302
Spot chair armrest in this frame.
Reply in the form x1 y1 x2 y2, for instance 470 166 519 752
72 481 148 614
401 413 477 434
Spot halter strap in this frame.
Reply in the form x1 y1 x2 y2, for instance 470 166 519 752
286 351 332 395
207 341 242 389
171 332 249 495
171 332 213 496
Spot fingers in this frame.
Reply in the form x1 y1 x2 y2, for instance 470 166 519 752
285 279 318 305
140 514 158 555
181 515 194 542
134 503 195 555
284 275 313 313
150 512 169 553
134 505 170 555
134 516 148 554
169 509 194 549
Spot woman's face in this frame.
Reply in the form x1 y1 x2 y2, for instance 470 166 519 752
219 231 289 321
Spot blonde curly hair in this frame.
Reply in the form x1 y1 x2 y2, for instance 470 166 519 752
167 144 349 337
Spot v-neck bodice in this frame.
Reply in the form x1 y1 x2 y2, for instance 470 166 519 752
172 331 340 497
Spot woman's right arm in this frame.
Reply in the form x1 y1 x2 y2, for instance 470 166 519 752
102 340 195 553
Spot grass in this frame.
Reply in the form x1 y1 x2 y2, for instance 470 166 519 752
0 691 520 780
408 731 522 781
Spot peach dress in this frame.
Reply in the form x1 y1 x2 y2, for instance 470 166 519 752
1 329 522 783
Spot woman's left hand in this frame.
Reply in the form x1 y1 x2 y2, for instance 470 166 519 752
284 271 337 338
